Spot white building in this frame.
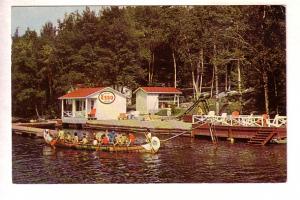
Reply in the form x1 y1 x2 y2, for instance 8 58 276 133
59 87 127 123
134 87 182 114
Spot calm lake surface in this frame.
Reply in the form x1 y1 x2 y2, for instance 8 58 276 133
12 132 287 183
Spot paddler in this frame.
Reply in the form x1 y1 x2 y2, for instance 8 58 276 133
121 134 129 145
81 133 88 145
95 131 104 142
145 128 152 143
92 132 98 146
57 129 65 141
101 134 109 145
73 132 79 144
108 130 116 144
114 132 122 146
65 132 72 143
128 133 135 146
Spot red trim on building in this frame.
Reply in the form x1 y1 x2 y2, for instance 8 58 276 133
137 87 182 94
59 87 104 99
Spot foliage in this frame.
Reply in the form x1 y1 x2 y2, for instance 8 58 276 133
11 6 286 118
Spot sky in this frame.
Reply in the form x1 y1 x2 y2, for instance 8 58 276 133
11 6 105 36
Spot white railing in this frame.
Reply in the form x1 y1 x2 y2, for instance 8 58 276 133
192 115 208 123
63 111 73 117
75 111 86 118
63 111 86 118
192 114 287 128
267 115 287 127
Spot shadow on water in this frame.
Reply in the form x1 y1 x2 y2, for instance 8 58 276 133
12 132 286 183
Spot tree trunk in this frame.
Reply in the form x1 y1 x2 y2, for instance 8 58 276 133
196 56 200 93
192 70 196 99
49 72 53 105
213 44 219 114
210 64 214 98
225 65 228 91
237 59 242 113
262 70 270 114
228 65 231 91
184 34 199 99
150 52 155 84
199 48 204 94
273 74 279 114
191 62 199 99
148 59 151 85
188 52 199 99
172 51 177 88
237 59 242 94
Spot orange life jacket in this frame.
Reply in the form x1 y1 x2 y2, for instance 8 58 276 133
102 136 109 145
129 133 135 143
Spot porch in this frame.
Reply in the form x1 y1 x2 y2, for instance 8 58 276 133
61 98 96 123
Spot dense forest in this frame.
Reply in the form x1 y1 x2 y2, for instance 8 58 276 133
11 5 286 118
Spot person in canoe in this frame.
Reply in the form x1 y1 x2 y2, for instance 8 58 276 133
145 128 152 143
114 132 120 145
128 133 136 146
73 132 79 144
101 134 109 145
81 133 88 145
64 132 72 143
114 133 126 146
108 130 116 144
57 129 65 141
94 131 104 143
92 132 98 146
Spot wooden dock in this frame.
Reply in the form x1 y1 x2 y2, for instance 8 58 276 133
12 123 56 138
12 121 192 138
86 123 191 136
191 123 287 144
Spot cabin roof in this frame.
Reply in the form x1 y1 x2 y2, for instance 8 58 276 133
134 87 182 94
58 87 105 99
59 87 128 99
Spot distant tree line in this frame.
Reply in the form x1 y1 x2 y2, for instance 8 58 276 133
12 5 286 118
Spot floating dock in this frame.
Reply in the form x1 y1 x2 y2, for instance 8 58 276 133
12 120 192 138
12 123 56 138
85 122 191 136
191 123 286 145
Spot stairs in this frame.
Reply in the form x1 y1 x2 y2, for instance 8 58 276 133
248 130 276 145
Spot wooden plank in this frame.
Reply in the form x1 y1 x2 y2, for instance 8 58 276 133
12 124 56 138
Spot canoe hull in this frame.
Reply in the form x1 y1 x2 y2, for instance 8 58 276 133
54 142 155 153
43 129 160 153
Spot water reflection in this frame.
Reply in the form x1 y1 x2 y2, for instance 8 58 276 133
12 133 286 183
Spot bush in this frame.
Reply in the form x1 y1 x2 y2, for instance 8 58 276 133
156 109 167 116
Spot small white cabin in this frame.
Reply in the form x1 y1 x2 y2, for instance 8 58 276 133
59 87 127 123
134 87 182 114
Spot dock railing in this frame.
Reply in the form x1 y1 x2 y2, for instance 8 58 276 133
192 114 287 127
267 115 287 127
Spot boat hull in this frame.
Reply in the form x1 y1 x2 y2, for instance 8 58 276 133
43 129 160 153
54 142 156 153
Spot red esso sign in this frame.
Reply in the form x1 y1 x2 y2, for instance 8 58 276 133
98 91 115 104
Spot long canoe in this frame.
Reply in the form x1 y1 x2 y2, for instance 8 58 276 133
43 129 160 153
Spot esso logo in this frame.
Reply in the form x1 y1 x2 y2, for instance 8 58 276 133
98 91 115 104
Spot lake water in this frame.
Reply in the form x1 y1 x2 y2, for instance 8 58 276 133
12 133 286 183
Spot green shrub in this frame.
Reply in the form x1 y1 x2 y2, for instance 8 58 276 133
156 109 167 116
